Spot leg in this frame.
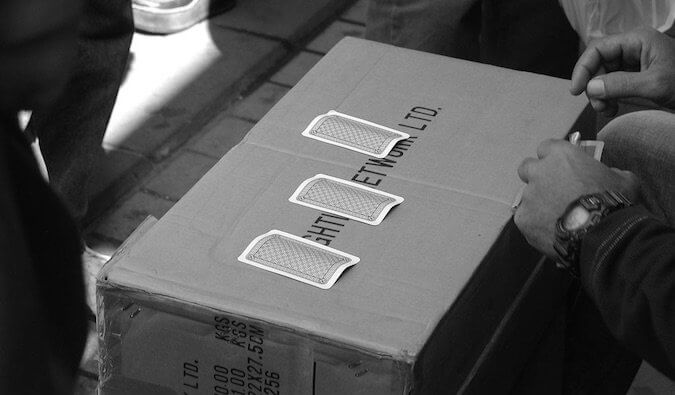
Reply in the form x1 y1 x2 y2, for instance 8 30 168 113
0 115 86 394
563 289 641 394
365 0 482 60
598 110 675 226
366 0 579 78
26 0 134 222
480 0 579 79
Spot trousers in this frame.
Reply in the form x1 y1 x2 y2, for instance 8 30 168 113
0 115 86 394
25 0 134 222
366 0 579 79
600 110 675 226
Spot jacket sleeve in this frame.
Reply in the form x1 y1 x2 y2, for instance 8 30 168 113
580 205 675 380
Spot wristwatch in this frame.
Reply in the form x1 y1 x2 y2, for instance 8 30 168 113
553 191 633 277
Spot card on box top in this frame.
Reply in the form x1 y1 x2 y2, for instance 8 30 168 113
301 110 410 158
289 174 404 225
238 230 359 289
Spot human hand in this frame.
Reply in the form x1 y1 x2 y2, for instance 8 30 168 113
514 139 640 257
570 27 675 116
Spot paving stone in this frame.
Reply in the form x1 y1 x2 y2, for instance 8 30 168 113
86 147 153 226
104 24 285 156
228 82 290 121
144 151 218 201
90 148 152 199
189 116 254 159
94 191 175 242
73 375 98 395
270 51 323 86
211 0 354 43
341 0 368 25
306 20 365 54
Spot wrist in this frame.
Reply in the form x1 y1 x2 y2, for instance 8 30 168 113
553 191 633 277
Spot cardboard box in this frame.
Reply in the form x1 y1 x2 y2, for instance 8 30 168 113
97 38 588 394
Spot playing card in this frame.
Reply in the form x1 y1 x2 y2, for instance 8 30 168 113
579 140 604 161
238 230 359 289
301 110 410 158
289 174 404 225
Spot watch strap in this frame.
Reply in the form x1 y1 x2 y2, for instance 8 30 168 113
553 191 633 277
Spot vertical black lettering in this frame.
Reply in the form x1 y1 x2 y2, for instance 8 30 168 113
315 216 345 228
388 148 404 157
320 212 349 221
411 106 439 117
350 174 382 186
404 113 431 122
366 157 397 168
357 166 387 177
398 122 426 131
307 224 340 237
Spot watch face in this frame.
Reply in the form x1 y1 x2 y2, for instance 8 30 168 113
564 206 591 230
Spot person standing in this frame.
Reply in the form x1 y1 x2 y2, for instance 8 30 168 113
1 1 89 393
25 0 134 224
366 0 579 78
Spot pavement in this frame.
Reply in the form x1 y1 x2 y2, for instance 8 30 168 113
84 0 366 253
73 0 674 392
75 0 366 392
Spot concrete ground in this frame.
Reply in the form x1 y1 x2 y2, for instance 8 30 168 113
75 0 673 392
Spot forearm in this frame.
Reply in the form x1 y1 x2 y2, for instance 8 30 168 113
580 205 675 379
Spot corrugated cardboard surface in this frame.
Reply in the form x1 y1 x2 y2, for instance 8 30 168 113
101 38 588 392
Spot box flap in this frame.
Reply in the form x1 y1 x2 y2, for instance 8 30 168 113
103 38 588 360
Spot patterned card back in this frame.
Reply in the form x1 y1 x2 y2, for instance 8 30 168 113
301 111 409 158
289 175 404 225
238 230 359 289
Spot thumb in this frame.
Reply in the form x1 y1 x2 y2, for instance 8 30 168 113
587 71 656 102
610 167 641 199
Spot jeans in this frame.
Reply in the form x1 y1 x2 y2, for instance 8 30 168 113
26 0 134 222
600 110 675 226
366 0 579 79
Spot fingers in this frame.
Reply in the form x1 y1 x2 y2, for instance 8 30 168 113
588 97 619 117
536 139 559 159
571 51 598 96
585 70 658 116
587 71 656 102
520 138 576 182
519 139 568 181
610 167 641 194
518 157 537 182
570 32 644 96
610 167 635 181
571 43 618 95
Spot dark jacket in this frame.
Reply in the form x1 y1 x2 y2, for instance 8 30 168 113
1 1 87 393
580 205 675 379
